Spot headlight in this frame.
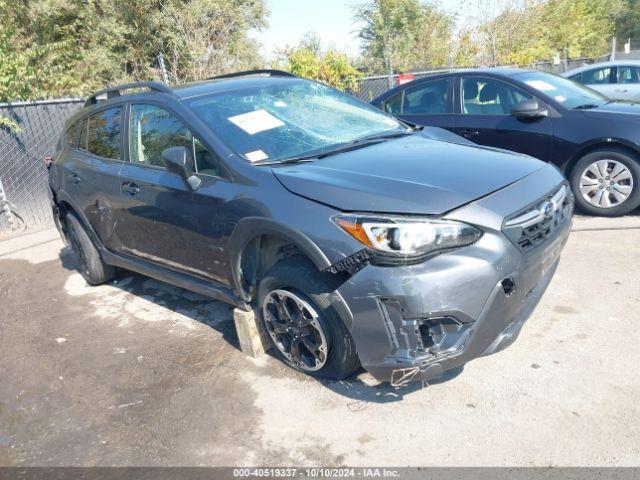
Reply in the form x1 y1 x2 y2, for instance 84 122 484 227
332 214 482 263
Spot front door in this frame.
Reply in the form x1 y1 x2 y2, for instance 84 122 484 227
453 75 554 162
117 103 230 285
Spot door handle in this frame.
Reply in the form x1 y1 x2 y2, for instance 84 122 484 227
71 171 81 184
121 182 140 196
458 129 479 138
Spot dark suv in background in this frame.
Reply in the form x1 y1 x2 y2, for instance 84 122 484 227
49 70 572 385
373 68 640 217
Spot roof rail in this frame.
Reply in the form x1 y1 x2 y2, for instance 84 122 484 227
84 82 173 107
208 69 297 81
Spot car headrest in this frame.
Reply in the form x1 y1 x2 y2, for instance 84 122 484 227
479 83 499 102
463 81 478 100
419 91 439 107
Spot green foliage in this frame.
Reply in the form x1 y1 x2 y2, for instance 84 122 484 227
454 0 625 68
280 36 361 91
354 0 454 74
0 115 21 133
615 0 640 44
0 0 268 102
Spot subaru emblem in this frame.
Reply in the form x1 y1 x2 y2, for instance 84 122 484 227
541 201 553 218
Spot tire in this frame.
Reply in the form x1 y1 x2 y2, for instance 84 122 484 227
569 148 640 217
65 212 116 285
257 256 360 380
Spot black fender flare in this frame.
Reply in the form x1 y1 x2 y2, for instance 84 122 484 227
52 189 105 249
228 217 332 302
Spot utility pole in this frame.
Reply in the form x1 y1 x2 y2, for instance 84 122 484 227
611 37 617 61
157 53 169 84
382 26 394 89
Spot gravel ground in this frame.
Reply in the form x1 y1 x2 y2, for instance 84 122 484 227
0 217 639 467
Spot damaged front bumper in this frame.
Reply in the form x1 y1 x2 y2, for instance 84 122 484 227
333 179 572 385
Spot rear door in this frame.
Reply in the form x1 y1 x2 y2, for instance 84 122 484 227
453 75 554 162
68 105 125 250
117 102 231 284
381 77 456 131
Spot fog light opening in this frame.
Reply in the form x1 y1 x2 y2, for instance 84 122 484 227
502 277 516 297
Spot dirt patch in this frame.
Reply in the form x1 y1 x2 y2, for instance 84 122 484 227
0 253 289 466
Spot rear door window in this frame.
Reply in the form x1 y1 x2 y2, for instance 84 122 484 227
402 78 452 115
86 107 123 160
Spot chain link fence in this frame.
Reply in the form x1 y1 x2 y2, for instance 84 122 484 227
353 52 630 101
0 98 83 232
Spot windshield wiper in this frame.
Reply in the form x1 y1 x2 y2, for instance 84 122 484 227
258 130 413 165
358 129 415 142
573 103 601 110
270 138 385 165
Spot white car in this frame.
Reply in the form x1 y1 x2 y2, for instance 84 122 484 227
562 60 640 101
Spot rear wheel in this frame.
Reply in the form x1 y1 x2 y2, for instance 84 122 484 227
258 256 360 380
66 212 116 285
570 148 640 216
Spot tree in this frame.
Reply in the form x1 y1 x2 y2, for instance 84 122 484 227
162 0 267 82
280 36 361 91
0 0 268 101
354 0 455 74
452 0 625 68
615 0 640 46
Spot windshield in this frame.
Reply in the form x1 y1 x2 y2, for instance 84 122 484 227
516 71 609 109
187 80 407 163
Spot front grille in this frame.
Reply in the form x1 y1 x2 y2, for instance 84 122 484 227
503 184 573 252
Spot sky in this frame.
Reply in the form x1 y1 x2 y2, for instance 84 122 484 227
250 0 479 60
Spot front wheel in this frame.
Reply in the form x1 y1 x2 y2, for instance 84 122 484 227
569 148 640 216
257 256 360 380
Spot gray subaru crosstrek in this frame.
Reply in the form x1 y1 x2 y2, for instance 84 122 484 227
48 70 573 385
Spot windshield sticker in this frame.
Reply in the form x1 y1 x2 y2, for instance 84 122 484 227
244 150 269 162
229 109 285 135
525 80 556 92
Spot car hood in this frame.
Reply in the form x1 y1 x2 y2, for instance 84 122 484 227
272 135 545 215
581 101 640 119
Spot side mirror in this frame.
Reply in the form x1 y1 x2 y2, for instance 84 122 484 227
161 146 201 191
510 99 548 119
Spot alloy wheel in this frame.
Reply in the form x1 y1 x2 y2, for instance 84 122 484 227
579 159 634 208
262 289 328 372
